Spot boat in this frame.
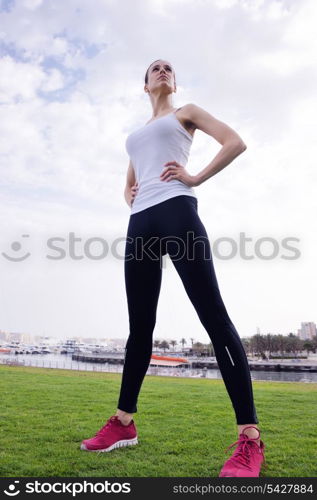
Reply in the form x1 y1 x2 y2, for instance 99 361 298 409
59 339 81 354
151 354 189 363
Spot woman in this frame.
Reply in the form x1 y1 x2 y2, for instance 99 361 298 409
81 59 266 477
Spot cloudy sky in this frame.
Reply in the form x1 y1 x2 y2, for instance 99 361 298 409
0 0 316 343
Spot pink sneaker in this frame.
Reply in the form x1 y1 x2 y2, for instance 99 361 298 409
80 416 138 452
219 425 267 477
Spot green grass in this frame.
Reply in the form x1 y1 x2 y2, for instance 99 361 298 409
0 365 316 477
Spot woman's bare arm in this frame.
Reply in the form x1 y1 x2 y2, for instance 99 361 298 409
186 103 247 185
124 160 138 207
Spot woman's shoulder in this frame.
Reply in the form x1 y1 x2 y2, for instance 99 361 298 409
177 103 201 133
179 102 206 119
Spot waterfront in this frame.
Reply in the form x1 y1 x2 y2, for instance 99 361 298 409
1 352 317 383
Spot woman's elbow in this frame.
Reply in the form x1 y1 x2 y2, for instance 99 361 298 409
236 140 247 153
227 137 247 153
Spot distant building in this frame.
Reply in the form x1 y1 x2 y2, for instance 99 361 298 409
105 338 126 348
8 332 24 342
81 337 108 345
20 334 34 343
297 322 316 340
0 331 9 341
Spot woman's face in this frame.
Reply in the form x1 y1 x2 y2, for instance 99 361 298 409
145 60 176 94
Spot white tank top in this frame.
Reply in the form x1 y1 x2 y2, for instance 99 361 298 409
125 108 197 214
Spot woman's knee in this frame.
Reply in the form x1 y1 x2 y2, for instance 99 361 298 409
127 320 156 343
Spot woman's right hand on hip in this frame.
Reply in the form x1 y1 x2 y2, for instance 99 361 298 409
128 182 139 207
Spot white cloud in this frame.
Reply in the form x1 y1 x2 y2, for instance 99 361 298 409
22 0 43 10
0 0 316 340
0 56 45 102
40 67 64 91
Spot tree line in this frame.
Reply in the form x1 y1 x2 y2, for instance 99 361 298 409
153 333 317 359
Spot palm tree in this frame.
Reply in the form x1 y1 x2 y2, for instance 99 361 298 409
241 337 251 358
193 342 204 356
160 340 169 352
207 342 214 356
286 333 301 358
303 341 314 357
265 333 275 359
180 338 187 351
311 335 317 353
170 340 177 352
251 334 266 360
153 339 161 351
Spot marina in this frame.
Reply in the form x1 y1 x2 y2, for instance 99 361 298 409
72 352 317 373
1 350 317 383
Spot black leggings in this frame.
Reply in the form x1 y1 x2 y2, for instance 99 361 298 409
117 195 258 425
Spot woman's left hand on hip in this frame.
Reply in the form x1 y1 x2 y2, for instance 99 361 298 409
160 161 197 187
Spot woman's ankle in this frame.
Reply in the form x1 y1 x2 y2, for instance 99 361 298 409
115 409 134 425
237 424 261 445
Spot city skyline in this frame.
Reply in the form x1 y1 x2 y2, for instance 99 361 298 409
1 320 316 345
